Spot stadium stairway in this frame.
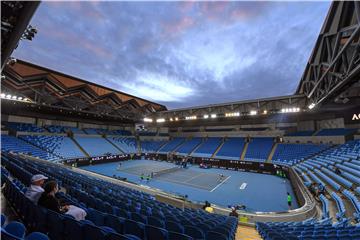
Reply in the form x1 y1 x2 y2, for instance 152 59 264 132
155 141 169 154
236 225 262 240
266 143 278 163
240 142 249 160
211 138 225 158
104 137 125 154
189 138 205 156
136 136 141 154
312 129 322 136
172 138 189 153
70 137 90 157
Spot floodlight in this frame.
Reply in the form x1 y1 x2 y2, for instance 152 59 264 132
211 114 217 118
203 115 209 119
144 118 153 122
308 103 315 109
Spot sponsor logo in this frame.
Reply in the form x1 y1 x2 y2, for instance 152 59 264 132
352 113 360 121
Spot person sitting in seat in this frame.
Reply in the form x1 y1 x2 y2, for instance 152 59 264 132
25 174 48 204
229 207 239 218
59 199 87 221
38 181 69 213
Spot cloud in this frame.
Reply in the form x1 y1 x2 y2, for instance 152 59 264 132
121 72 196 102
12 1 331 109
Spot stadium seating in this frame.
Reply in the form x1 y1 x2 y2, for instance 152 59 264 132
83 128 101 135
191 137 222 158
1 218 50 240
110 130 132 136
19 135 86 159
319 194 329 219
215 138 245 160
109 137 138 154
175 138 202 155
293 140 360 198
331 192 346 219
65 127 85 134
74 136 121 156
343 190 360 221
6 122 45 132
272 143 329 165
158 138 185 153
315 128 357 136
45 125 65 133
140 140 167 153
256 220 360 240
1 135 58 161
244 138 273 162
2 152 238 240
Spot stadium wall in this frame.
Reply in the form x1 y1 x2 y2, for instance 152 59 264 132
3 114 36 124
316 117 344 129
170 130 283 138
283 136 348 144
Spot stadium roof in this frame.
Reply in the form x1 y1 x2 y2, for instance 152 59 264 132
2 60 167 121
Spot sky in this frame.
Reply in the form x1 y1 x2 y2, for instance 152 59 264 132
13 1 331 109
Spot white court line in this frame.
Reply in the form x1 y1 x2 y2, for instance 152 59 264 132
210 176 231 192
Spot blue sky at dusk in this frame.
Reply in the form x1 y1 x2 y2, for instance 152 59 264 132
13 1 331 109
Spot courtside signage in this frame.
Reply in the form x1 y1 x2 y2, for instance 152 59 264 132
352 113 360 121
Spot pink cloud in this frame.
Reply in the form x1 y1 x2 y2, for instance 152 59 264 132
42 26 113 59
162 16 196 38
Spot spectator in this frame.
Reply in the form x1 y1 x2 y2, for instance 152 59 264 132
229 207 239 218
38 181 68 213
59 199 87 221
203 200 210 210
335 167 341 175
287 192 292 210
25 174 48 204
205 204 214 213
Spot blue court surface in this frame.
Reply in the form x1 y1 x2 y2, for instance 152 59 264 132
80 159 298 212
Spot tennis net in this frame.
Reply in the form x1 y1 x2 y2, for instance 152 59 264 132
152 167 180 178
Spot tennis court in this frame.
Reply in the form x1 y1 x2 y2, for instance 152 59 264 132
119 163 230 191
80 159 298 212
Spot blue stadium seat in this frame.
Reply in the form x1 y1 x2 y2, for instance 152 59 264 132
245 138 273 162
165 221 184 233
104 214 125 234
25 232 50 240
215 138 245 160
82 223 108 240
168 231 194 240
2 221 26 239
1 214 5 227
147 216 165 228
145 225 168 240
192 138 222 158
184 225 205 240
206 231 227 240
63 217 83 240
124 219 145 239
47 210 64 240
